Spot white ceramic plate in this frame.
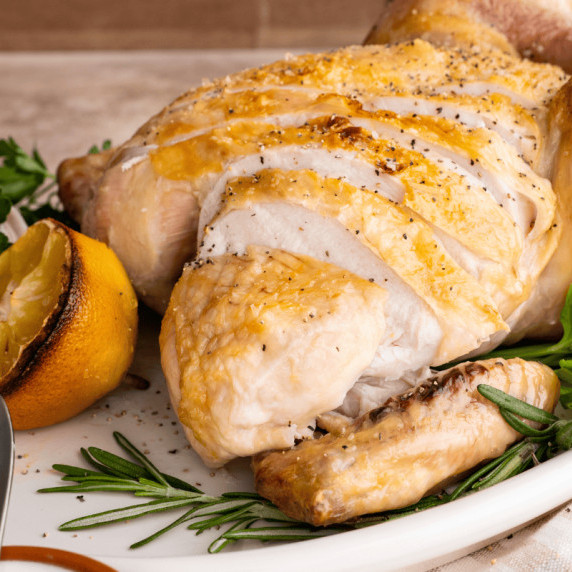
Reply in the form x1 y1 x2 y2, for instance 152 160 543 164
4 310 572 572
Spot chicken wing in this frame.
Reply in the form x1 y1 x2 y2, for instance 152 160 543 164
254 358 559 525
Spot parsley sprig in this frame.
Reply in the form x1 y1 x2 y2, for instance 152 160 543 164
0 137 111 252
88 139 112 155
0 138 52 250
0 137 53 203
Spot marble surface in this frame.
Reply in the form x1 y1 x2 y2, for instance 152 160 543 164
2 49 572 572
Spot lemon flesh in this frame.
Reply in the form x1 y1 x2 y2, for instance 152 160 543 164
0 222 70 383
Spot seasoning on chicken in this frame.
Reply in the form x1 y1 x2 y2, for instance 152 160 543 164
160 246 387 466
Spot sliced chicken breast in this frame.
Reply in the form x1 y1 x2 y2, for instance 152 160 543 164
160 245 387 467
58 41 567 319
200 168 507 366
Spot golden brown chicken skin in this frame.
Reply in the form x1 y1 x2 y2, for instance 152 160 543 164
254 358 559 526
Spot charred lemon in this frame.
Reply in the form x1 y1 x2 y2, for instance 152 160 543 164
0 219 138 429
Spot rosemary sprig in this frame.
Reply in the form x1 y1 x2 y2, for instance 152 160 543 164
41 391 572 552
40 432 317 552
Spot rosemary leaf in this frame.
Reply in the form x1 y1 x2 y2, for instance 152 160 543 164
86 447 140 480
59 498 196 531
477 385 558 424
448 446 516 501
113 432 169 487
185 499 257 519
160 473 202 494
130 507 200 549
131 481 201 500
208 519 257 553
52 464 104 479
81 448 124 477
39 482 151 494
222 526 339 541
87 447 150 480
187 503 258 532
220 491 265 500
499 410 557 438
58 475 140 484
473 442 538 491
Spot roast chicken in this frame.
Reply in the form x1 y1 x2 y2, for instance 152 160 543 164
58 0 572 524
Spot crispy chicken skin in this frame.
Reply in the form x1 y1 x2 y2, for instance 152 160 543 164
59 38 569 326
160 245 387 467
254 358 560 526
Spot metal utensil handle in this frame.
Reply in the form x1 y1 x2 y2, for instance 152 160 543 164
0 396 14 548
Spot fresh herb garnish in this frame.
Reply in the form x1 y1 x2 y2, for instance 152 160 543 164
40 387 572 553
475 285 572 408
0 137 55 251
39 432 339 552
0 137 53 203
0 137 112 252
88 139 112 155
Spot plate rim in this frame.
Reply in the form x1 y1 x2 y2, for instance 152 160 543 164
96 448 572 572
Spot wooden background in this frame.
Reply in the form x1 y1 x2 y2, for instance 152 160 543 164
0 0 382 50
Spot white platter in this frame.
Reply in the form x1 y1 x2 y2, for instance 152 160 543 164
4 309 572 572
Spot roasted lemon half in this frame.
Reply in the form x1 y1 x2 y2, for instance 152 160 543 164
0 218 138 430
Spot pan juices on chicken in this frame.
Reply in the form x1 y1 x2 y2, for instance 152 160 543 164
58 0 572 525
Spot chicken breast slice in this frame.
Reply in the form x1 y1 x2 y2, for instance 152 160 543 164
160 245 388 467
58 41 566 322
166 41 565 116
153 87 543 168
254 358 560 526
202 168 507 366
